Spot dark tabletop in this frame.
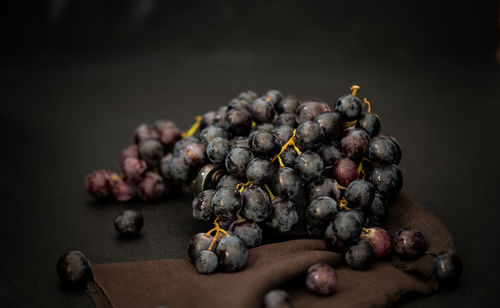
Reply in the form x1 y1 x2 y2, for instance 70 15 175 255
1 1 499 307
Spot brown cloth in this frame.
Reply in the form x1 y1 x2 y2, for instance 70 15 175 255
87 193 455 308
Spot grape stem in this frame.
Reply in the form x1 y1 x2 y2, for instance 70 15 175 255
181 116 202 138
339 197 351 211
264 184 276 201
271 129 302 164
363 98 372 113
205 217 230 251
350 85 360 96
236 181 252 193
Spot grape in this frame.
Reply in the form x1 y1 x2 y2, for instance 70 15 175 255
85 170 114 199
356 113 381 137
273 167 300 200
369 164 403 198
263 289 292 308
306 196 338 236
294 151 324 182
242 186 272 222
231 136 250 148
155 120 181 151
207 137 232 165
216 236 248 272
225 147 254 179
192 190 216 222
314 111 344 140
345 179 375 211
305 263 337 295
309 177 341 201
253 123 275 132
249 130 281 158
229 220 262 248
168 154 191 183
360 227 392 259
139 139 164 167
238 90 258 103
275 112 297 128
318 142 342 166
173 137 198 155
266 198 299 232
335 94 362 121
120 145 139 165
345 239 375 270
228 98 251 111
160 154 173 180
57 251 92 287
225 108 253 136
216 174 239 189
184 141 207 166
121 157 147 184
265 89 283 104
201 110 217 129
368 135 402 165
388 136 402 162
324 223 346 252
134 123 159 144
333 158 358 187
366 192 388 226
251 97 275 123
276 95 299 114
114 209 144 236
295 100 331 124
246 158 274 185
212 187 242 220
333 210 364 243
187 233 214 263
341 128 370 161
433 250 463 284
195 250 218 274
137 172 164 201
272 125 293 145
280 147 297 168
294 121 325 150
213 106 228 127
112 179 136 202
199 125 228 144
393 228 426 259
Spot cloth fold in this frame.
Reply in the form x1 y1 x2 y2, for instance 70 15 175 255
87 193 455 308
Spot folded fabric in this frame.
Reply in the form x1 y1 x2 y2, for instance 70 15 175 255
87 193 455 308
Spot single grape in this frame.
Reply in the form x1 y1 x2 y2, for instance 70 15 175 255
333 210 364 243
216 174 240 189
275 112 297 128
238 90 258 103
251 97 275 123
263 289 292 308
160 153 173 181
393 228 426 259
168 153 191 183
112 179 136 202
294 121 325 150
187 233 214 263
368 135 402 166
85 170 114 199
212 187 242 220
231 136 250 148
229 220 262 248
306 196 338 236
216 236 248 272
295 100 331 124
57 251 92 287
225 147 254 179
192 190 216 222
225 108 253 136
246 158 274 185
272 125 293 145
155 120 181 152
228 98 251 111
334 94 362 121
294 151 324 182
388 136 402 162
360 227 392 259
213 106 228 127
139 139 164 167
433 250 463 284
280 147 297 168
273 167 300 200
305 263 337 295
195 250 218 274
172 137 198 155
356 113 381 138
314 111 344 140
120 145 139 165
121 157 147 184
333 158 358 187
134 123 159 144
201 110 216 129
324 222 346 252
114 209 144 236
369 164 403 198
137 172 164 201
265 89 283 104
253 123 275 132
207 137 232 165
266 198 299 233
345 179 375 211
309 177 341 201
184 141 207 167
318 142 343 166
341 128 370 161
345 239 375 270
249 130 281 158
366 192 388 226
242 186 272 222
199 125 228 144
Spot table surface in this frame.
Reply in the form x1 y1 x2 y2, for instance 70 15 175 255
1 46 499 307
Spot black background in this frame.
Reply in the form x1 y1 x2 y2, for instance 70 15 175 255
1 1 499 307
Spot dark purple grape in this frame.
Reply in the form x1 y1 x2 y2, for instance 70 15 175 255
85 170 114 199
305 263 337 295
272 125 293 146
276 95 299 113
225 107 253 136
238 90 258 103
279 147 297 168
173 137 198 155
168 154 191 183
199 125 228 144
433 250 463 284
160 154 173 183
213 106 228 127
345 179 375 211
393 228 426 259
217 174 240 189
388 136 402 162
263 289 292 308
345 239 375 270
309 177 340 201
225 147 254 179
57 251 92 287
134 123 159 144
324 223 346 252
360 227 392 259
265 89 283 104
266 198 299 232
195 250 218 274
120 145 139 165
249 130 281 158
295 100 331 125
251 97 275 123
212 187 242 220
369 164 403 198
275 112 297 128
356 113 381 138
242 186 272 222
112 179 136 202
192 190 216 221
228 98 251 111
216 236 248 272
121 157 147 184
246 158 274 185
139 139 164 167
318 142 343 166
273 167 300 200
335 94 362 121
333 210 364 243
188 233 214 262
306 196 338 236
155 120 181 152
201 110 216 129
341 128 370 161
137 172 164 201
114 209 144 236
253 123 275 132
231 136 249 148
184 141 207 166
333 158 358 187
207 137 232 165
366 192 388 226
368 135 402 166
294 151 324 182
294 121 325 150
314 111 344 140
229 220 262 248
